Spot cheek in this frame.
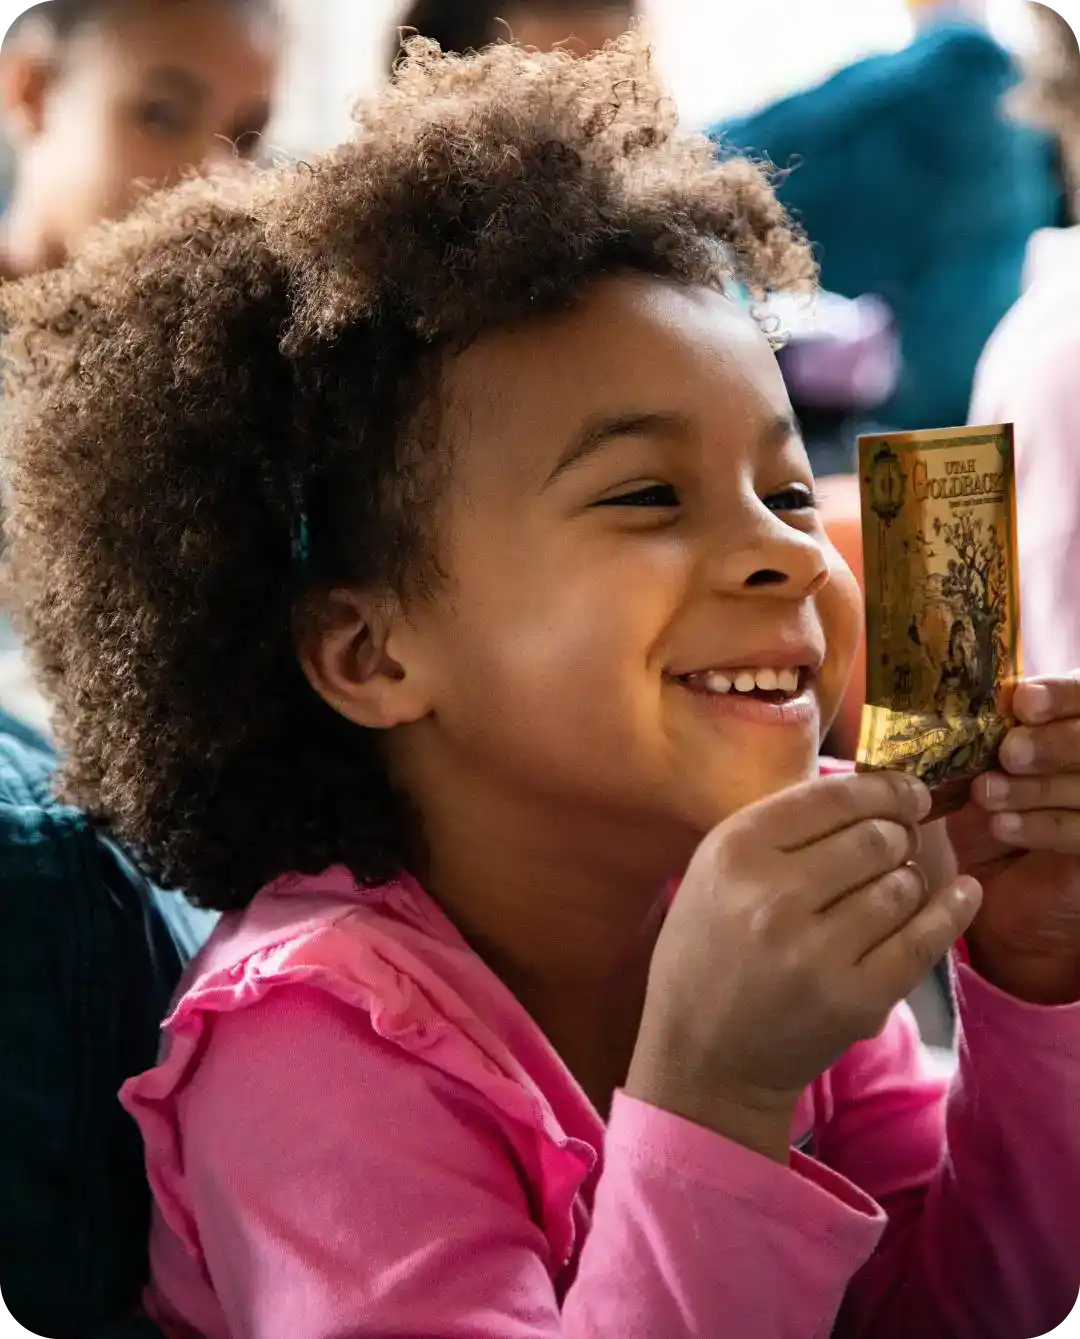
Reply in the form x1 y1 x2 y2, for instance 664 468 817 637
819 558 863 696
60 127 141 215
434 542 679 735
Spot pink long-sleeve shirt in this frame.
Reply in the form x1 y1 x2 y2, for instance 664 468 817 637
122 862 1080 1339
970 225 1080 678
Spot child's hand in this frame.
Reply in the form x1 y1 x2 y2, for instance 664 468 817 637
626 772 981 1163
964 674 1080 1004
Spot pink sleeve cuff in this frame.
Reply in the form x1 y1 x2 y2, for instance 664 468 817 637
607 1091 885 1254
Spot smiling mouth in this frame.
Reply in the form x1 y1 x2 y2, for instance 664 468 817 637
672 665 812 704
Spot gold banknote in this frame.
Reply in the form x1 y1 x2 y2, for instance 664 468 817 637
856 424 1022 816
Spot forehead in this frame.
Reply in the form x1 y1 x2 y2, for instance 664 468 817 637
68 1 280 85
442 275 791 466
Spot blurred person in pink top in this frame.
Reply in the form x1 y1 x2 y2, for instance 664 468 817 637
971 5 1080 676
5 32 1080 1339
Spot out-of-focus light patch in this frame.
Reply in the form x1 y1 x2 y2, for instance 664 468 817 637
987 0 1040 51
647 0 916 125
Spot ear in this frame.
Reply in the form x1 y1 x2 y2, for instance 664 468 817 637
297 588 433 731
0 35 56 143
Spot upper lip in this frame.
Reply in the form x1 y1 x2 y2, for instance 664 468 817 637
667 641 826 680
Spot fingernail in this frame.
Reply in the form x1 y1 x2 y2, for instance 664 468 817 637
981 774 1010 807
992 813 1024 842
1024 683 1052 722
952 876 983 911
1004 732 1036 770
908 779 932 818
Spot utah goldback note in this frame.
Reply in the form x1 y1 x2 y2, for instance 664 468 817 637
856 424 1022 817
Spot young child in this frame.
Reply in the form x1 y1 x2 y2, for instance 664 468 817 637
0 0 280 277
0 2 281 1333
0 0 281 729
2 33 1080 1339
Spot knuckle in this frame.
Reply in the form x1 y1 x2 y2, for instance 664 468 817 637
746 890 785 941
861 818 906 866
825 777 862 825
882 770 914 809
876 867 920 920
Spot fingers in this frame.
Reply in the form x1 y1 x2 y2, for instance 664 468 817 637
984 809 1080 854
999 719 1080 776
856 877 983 1005
1013 672 1080 727
734 770 930 854
824 861 930 959
797 818 918 910
975 772 1080 814
974 771 1080 851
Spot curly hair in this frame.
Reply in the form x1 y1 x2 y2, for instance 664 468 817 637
1012 3 1080 202
0 32 815 910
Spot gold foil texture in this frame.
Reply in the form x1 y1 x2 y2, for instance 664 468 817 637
856 425 1022 817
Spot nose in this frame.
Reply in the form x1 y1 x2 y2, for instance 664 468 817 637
706 507 830 600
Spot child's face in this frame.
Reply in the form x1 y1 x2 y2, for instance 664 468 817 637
5 0 279 260
397 276 862 851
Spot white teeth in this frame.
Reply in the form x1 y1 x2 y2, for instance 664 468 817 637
688 667 805 696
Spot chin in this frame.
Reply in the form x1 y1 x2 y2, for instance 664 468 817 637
696 748 821 827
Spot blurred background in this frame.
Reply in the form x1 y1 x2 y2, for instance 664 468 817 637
0 0 1036 172
265 0 1036 153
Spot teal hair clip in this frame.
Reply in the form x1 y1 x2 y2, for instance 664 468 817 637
291 510 311 569
289 474 311 570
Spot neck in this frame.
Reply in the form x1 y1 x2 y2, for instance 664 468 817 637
412 774 688 1114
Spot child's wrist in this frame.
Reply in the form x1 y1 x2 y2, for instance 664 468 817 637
625 1051 797 1165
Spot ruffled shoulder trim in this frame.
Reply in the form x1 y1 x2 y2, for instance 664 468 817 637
122 880 596 1271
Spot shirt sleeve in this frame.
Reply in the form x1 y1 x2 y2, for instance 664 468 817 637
823 970 1080 1338
171 984 886 1339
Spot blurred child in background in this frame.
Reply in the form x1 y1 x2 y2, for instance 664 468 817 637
0 0 282 730
0 3 282 1335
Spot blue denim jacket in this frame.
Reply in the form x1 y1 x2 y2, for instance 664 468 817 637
0 713 202 1337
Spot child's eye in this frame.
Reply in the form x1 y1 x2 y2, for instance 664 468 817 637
136 99 193 137
764 484 817 513
592 483 680 509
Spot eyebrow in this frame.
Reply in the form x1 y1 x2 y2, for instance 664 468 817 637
142 66 208 104
545 409 805 486
546 411 690 486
